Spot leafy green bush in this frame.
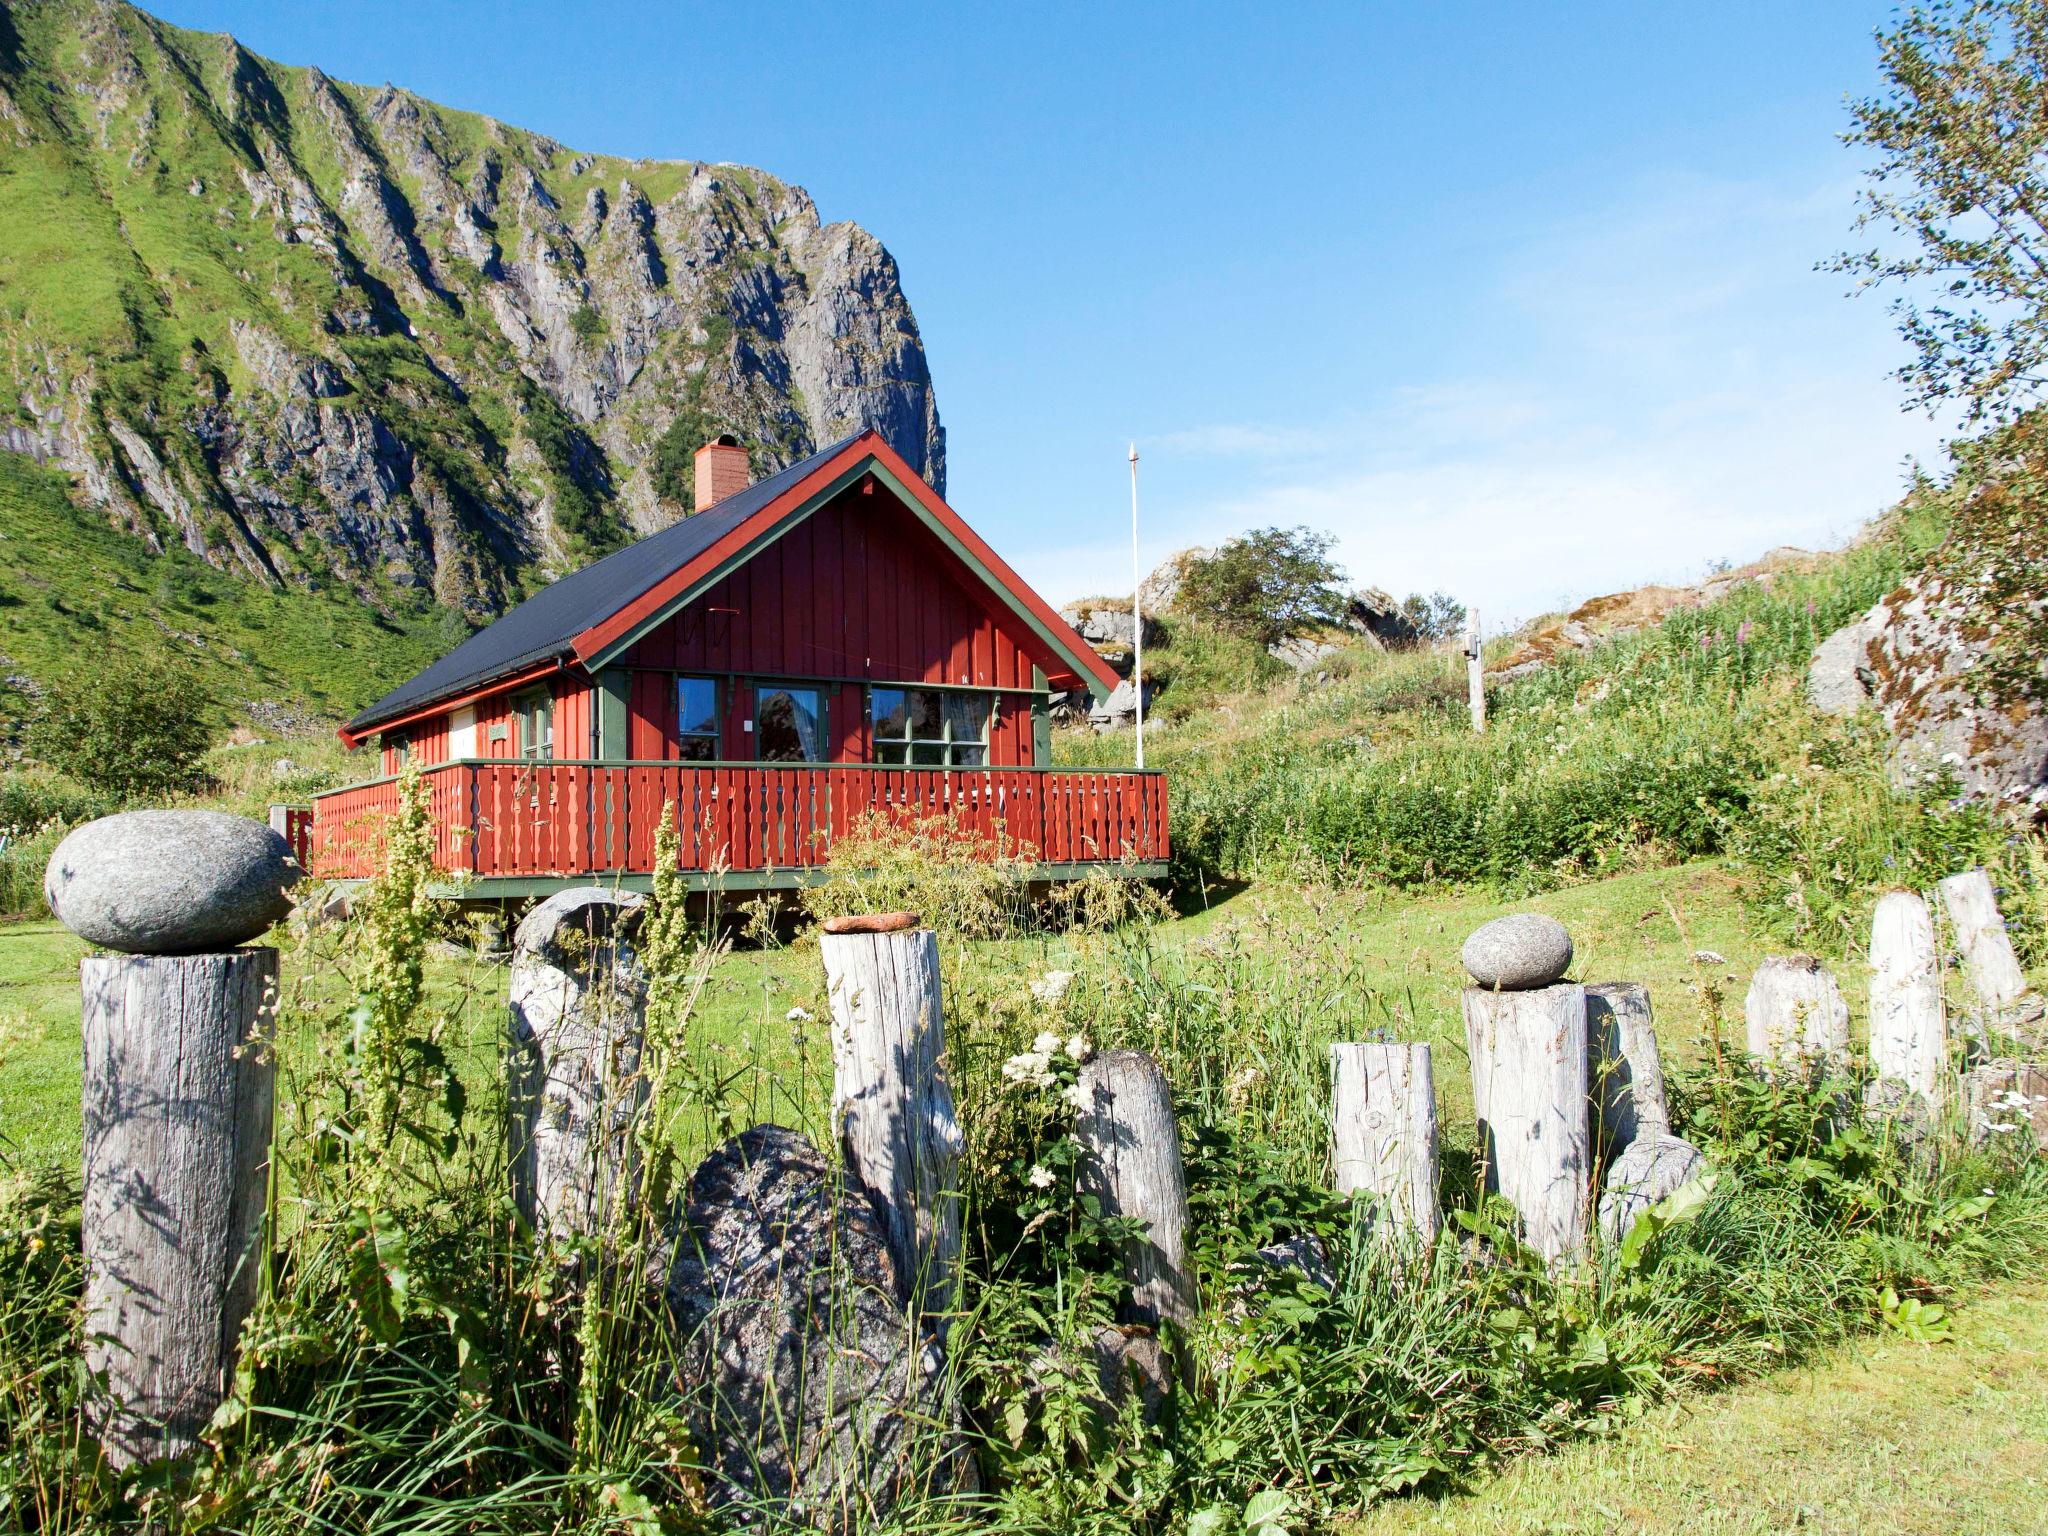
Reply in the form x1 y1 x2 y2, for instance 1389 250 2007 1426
25 648 217 801
1177 526 1349 647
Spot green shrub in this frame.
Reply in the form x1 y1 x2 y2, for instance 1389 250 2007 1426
1176 526 1349 647
25 648 217 800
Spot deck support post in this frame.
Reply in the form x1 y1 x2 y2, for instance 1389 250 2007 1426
1744 956 1851 1078
1939 869 2028 1021
81 949 277 1468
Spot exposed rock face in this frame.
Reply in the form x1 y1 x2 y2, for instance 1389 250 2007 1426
1060 602 1162 652
1807 610 1881 717
1863 573 2048 810
1342 588 1422 651
1089 677 1160 733
0 1 944 624
45 811 298 953
657 1124 948 1528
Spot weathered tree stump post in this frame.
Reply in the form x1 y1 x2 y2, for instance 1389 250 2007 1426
1074 1048 1194 1329
1581 982 1707 1244
1328 1041 1440 1254
82 953 277 1467
1939 869 2028 1015
1743 956 1850 1077
1463 983 1592 1269
1868 890 1948 1111
1584 982 1673 1161
507 888 649 1243
46 809 297 1469
821 912 963 1314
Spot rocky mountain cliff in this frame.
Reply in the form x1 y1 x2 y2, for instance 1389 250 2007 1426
0 0 944 622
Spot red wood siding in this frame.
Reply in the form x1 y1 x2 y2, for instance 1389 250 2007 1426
614 486 1057 765
382 713 449 776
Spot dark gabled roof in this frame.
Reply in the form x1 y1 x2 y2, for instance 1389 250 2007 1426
345 435 863 736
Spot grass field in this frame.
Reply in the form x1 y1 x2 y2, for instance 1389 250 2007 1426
0 857 1828 1171
1353 1282 2048 1536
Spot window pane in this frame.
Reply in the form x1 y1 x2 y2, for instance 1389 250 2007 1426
870 687 907 740
874 741 907 765
952 744 986 768
678 735 716 763
944 691 989 746
677 677 719 739
909 741 946 766
906 689 942 739
757 686 824 762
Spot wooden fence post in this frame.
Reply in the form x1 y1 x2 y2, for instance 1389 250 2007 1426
1328 1042 1440 1254
821 912 963 1314
1868 890 1948 1111
507 888 649 1243
1743 956 1850 1076
1584 982 1673 1161
81 950 277 1467
1074 1048 1194 1329
1938 869 2028 1016
1463 983 1591 1269
1465 607 1486 734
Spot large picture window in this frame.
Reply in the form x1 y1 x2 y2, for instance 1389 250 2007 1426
871 687 989 767
756 683 825 762
675 676 720 761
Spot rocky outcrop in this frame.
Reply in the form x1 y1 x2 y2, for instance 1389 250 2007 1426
1342 588 1422 651
1863 573 2048 810
0 1 944 620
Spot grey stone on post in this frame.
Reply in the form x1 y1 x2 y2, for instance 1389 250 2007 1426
46 811 298 954
1596 1131 1707 1245
657 1125 948 1525
1461 913 1573 990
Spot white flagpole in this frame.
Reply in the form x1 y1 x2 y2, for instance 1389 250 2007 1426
1129 442 1144 770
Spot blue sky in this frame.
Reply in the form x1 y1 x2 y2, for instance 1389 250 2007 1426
152 0 1944 624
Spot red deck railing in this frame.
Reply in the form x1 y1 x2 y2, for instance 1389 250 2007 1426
308 759 1169 882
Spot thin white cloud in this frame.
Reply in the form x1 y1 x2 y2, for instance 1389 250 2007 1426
1041 168 1951 626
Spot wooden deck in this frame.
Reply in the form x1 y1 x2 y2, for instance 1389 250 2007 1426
307 758 1169 894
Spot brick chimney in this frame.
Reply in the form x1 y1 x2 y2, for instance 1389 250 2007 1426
693 433 750 511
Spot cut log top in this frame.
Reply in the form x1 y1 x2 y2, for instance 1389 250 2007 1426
822 911 923 935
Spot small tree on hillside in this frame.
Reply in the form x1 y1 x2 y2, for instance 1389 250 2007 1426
1401 590 1468 643
29 645 218 800
1834 0 2048 421
1175 526 1348 647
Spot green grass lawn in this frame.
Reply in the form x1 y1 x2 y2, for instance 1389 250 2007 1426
0 858 1803 1170
1351 1282 2048 1536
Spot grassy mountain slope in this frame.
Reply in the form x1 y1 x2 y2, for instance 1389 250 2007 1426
0 0 942 726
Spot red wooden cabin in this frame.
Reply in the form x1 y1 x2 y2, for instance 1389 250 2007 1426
309 431 1166 896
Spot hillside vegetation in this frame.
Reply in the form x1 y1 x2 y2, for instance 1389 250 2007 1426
0 0 941 721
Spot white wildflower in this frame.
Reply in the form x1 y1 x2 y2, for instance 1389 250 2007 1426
1032 1030 1063 1055
1030 970 1075 1006
1065 1033 1092 1062
1027 1165 1056 1190
1062 1079 1090 1111
1002 1050 1055 1090
785 1006 814 1024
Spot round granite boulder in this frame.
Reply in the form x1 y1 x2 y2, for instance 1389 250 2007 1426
45 811 299 954
1461 913 1573 990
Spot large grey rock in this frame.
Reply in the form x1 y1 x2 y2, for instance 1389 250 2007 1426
1343 587 1423 651
1461 913 1573 990
45 811 298 954
1596 1132 1707 1244
1088 677 1160 733
658 1125 947 1526
1806 611 1879 716
1865 573 2048 807
1059 602 1162 651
